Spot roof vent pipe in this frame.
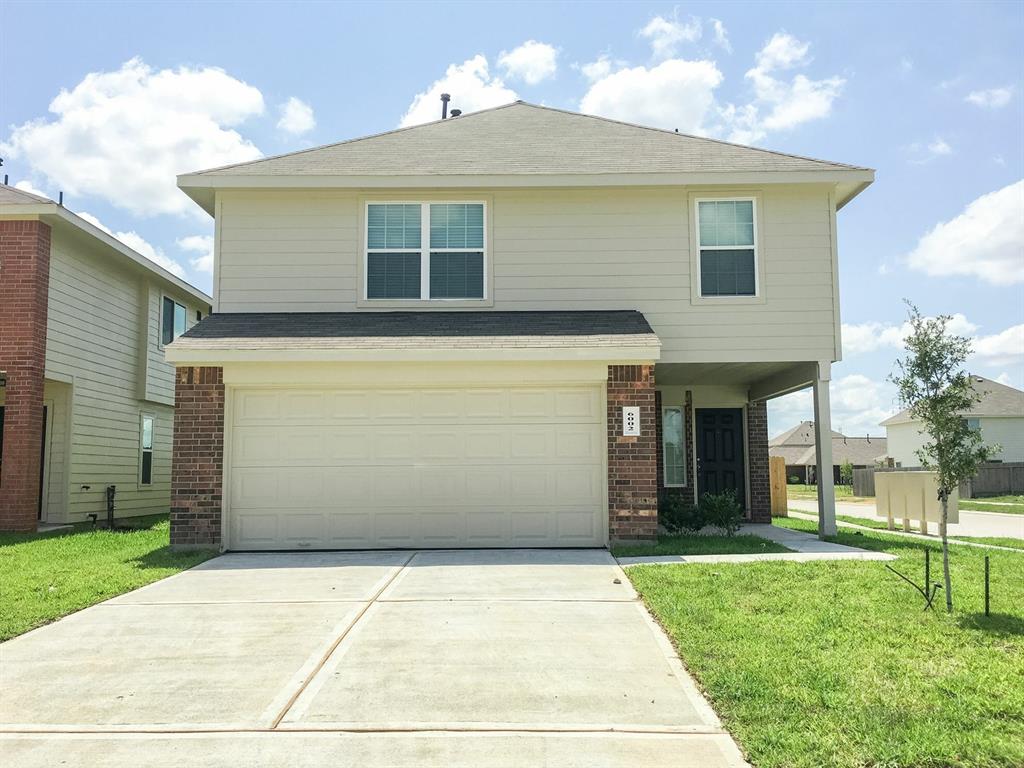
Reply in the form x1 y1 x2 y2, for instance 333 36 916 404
450 109 462 117
440 93 450 119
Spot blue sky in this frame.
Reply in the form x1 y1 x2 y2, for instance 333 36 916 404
2 1 1021 437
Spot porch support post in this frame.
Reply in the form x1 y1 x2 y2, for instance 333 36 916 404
812 361 837 538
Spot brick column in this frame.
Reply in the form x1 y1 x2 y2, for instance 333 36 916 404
746 399 771 523
0 220 51 532
171 367 224 549
607 364 657 541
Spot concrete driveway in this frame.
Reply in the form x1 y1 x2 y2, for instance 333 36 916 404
0 550 746 767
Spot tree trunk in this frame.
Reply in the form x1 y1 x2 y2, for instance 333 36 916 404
940 495 953 612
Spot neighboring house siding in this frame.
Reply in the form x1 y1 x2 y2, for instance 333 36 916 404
887 417 1024 467
44 229 203 522
215 184 839 364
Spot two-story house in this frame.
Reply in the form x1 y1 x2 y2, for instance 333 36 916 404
0 185 211 531
166 102 872 550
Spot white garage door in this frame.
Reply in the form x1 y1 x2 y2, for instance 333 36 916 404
227 385 606 550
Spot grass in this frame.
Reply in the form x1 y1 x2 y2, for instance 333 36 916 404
0 515 216 641
972 495 1024 504
961 499 1024 515
612 533 791 557
790 509 1024 551
786 483 871 502
627 520 1024 768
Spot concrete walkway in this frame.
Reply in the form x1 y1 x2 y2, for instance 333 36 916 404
790 499 1024 539
0 550 748 768
618 523 895 567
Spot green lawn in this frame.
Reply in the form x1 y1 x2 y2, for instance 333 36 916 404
0 516 216 641
786 483 871 503
972 495 1024 504
612 533 791 557
961 499 1024 515
627 520 1024 768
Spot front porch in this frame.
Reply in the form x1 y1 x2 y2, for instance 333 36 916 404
654 360 838 538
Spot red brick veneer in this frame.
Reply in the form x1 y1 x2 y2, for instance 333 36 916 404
607 364 657 541
170 367 224 549
746 399 771 523
0 220 51 532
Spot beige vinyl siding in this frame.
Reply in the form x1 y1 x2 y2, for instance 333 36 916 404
887 417 1024 466
43 229 202 523
215 185 839 364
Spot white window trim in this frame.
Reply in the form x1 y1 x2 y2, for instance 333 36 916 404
139 412 155 487
363 201 489 302
159 295 188 349
662 405 687 488
693 195 760 300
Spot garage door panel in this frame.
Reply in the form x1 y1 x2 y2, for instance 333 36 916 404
228 385 605 549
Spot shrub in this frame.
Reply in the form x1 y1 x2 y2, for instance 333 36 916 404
840 460 854 486
658 492 702 533
699 490 744 536
788 475 801 484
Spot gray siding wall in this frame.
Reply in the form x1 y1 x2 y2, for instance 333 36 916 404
43 228 205 522
215 185 840 364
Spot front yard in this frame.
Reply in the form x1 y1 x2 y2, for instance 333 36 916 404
626 521 1024 768
0 516 216 641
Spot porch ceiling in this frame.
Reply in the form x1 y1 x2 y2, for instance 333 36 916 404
655 361 808 388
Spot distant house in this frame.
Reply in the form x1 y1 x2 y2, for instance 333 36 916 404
881 376 1024 467
770 421 887 484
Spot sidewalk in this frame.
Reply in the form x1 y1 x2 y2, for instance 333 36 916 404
617 524 895 567
789 499 1024 540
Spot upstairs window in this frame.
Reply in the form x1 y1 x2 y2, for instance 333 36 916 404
366 202 485 300
696 199 757 297
161 297 187 345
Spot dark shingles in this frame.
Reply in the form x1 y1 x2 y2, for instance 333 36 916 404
181 310 655 340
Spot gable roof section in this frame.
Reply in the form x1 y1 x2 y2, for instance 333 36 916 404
178 102 874 214
771 436 888 467
0 184 211 306
769 420 844 447
881 376 1024 426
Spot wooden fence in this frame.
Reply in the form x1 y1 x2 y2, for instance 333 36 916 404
769 456 788 516
853 462 1024 499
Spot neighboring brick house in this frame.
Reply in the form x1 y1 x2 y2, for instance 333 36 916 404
0 185 211 532
165 101 873 549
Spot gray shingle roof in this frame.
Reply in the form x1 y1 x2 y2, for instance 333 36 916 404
771 437 888 467
174 310 659 351
0 185 52 204
769 420 843 447
186 102 871 178
881 376 1024 425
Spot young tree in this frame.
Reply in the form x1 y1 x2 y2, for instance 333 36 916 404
889 302 997 612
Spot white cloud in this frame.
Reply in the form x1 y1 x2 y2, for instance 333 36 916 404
497 40 558 85
276 96 316 135
13 180 50 199
709 19 731 53
906 180 1024 284
400 55 518 127
973 324 1024 368
579 59 723 134
640 14 702 60
578 55 614 82
966 87 1012 109
1 58 264 218
899 57 913 75
177 234 215 273
723 32 844 143
768 374 896 438
77 211 186 278
927 137 952 156
995 372 1018 387
842 314 978 355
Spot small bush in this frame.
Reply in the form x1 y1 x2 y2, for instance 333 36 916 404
840 460 854 486
788 475 801 484
658 492 702 533
699 490 744 536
